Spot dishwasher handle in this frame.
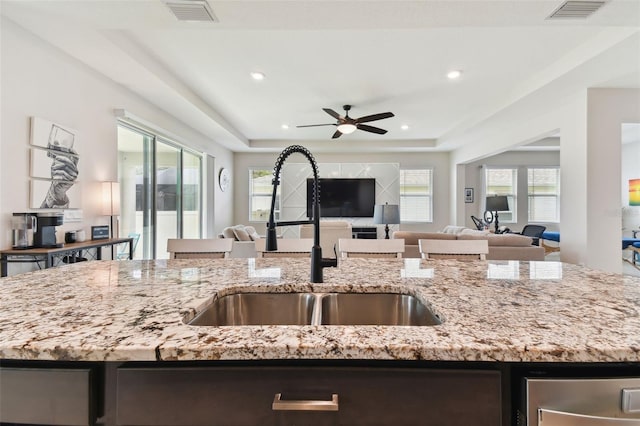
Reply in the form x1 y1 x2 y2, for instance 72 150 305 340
539 408 640 426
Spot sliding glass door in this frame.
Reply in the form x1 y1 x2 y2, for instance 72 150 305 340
117 123 203 259
118 125 153 260
155 141 180 259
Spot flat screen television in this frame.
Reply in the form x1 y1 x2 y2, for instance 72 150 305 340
306 178 376 218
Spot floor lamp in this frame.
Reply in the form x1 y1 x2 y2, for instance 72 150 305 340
373 203 400 239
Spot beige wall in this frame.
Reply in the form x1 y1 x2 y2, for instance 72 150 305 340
233 151 451 236
464 150 561 232
0 19 234 268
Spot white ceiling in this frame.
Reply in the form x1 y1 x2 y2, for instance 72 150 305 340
2 0 639 153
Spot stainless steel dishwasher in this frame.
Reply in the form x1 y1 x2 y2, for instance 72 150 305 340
524 377 640 425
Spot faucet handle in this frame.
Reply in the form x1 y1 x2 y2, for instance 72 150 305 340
321 258 338 268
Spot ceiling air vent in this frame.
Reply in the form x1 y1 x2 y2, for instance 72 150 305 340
164 0 217 22
547 1 607 19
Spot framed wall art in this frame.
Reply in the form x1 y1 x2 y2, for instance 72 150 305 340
29 117 80 209
464 188 474 203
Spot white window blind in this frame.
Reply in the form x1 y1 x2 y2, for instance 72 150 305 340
485 168 517 222
528 168 560 222
400 169 433 222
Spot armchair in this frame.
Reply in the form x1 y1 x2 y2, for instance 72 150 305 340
515 225 546 246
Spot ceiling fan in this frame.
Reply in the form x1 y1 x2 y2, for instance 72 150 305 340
297 105 394 139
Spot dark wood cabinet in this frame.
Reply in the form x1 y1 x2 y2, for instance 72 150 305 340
0 366 96 426
116 366 501 426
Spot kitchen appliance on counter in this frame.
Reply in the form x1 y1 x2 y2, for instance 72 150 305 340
34 212 64 248
11 213 37 249
64 229 87 244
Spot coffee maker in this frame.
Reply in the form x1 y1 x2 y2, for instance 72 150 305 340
11 213 37 249
34 212 64 248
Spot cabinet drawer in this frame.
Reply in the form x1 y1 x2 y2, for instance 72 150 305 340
117 366 501 426
0 367 95 425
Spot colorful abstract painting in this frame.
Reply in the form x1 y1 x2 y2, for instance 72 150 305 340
630 179 640 206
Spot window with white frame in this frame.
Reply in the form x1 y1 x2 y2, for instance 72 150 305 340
400 169 433 222
249 169 280 222
485 168 516 222
528 168 560 222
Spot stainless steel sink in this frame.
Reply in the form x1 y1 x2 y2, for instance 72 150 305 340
188 293 316 326
187 292 441 326
320 293 442 326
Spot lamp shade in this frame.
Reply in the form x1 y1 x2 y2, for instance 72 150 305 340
486 195 509 212
373 203 400 225
102 181 121 216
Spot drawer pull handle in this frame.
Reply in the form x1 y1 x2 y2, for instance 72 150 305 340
272 393 339 411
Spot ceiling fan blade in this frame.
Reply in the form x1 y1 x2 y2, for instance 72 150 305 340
331 130 343 139
323 108 342 120
355 112 394 123
296 124 335 128
357 124 388 135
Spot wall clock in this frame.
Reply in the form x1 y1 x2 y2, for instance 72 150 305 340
218 168 230 192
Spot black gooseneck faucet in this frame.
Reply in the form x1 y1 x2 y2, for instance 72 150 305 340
265 145 337 283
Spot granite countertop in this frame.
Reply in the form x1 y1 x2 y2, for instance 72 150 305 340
1 258 639 363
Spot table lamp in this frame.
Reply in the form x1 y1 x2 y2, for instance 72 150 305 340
485 195 509 233
373 203 400 239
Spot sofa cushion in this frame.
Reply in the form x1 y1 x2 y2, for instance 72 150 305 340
458 228 490 236
392 231 456 246
458 233 533 247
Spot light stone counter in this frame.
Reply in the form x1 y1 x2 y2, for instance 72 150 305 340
1 258 639 363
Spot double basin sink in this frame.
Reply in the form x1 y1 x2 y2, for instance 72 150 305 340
188 292 442 326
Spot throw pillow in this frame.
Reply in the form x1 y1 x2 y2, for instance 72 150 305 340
442 225 468 235
244 225 261 240
233 225 252 241
222 227 236 239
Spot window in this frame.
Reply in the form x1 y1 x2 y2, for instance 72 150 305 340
528 168 560 222
249 169 280 222
485 168 516 222
400 169 433 222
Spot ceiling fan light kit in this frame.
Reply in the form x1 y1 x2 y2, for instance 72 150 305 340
336 123 357 134
297 104 394 139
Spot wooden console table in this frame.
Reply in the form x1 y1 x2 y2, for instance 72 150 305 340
0 237 133 277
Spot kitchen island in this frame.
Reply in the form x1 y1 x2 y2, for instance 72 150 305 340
1 258 639 425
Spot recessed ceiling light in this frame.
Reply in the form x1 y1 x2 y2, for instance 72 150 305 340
401 124 409 131
281 124 289 130
250 71 265 81
447 70 462 80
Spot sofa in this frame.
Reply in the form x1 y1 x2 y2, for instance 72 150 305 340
219 224 260 258
392 228 546 261
219 222 353 259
